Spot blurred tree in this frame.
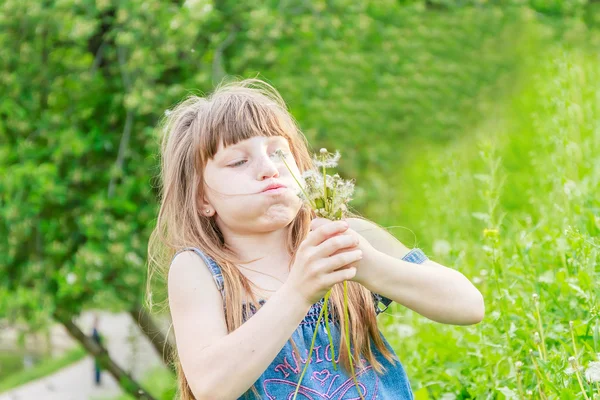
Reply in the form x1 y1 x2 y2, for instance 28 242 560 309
0 0 595 397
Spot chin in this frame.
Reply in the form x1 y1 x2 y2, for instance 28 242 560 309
253 202 300 230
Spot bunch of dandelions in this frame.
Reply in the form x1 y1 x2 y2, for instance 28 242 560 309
277 148 364 400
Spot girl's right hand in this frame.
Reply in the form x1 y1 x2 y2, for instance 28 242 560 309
286 220 362 306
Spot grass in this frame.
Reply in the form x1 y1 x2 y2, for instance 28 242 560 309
0 346 87 393
98 366 175 400
376 22 600 399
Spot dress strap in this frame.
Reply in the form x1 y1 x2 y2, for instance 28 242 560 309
172 247 225 298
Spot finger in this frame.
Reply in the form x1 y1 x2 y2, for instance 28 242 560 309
310 217 331 231
304 220 349 247
320 249 363 272
314 234 359 258
323 266 357 287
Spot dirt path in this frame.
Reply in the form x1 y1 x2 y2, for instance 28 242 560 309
0 311 164 400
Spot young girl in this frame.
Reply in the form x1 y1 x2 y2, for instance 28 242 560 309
148 79 484 399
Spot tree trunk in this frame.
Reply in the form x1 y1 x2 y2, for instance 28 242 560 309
54 311 157 400
129 303 175 371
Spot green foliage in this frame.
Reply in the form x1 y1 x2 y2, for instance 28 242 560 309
1 0 599 397
379 23 600 397
100 366 176 400
0 346 86 393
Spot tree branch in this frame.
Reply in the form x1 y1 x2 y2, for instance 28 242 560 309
54 311 156 400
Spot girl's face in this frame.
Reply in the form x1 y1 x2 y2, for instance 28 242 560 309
203 135 304 233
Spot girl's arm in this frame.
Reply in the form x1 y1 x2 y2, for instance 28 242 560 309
169 251 313 399
348 218 485 325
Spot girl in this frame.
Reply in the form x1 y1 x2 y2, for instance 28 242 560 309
148 79 484 399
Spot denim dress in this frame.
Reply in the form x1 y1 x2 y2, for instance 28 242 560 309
174 247 429 399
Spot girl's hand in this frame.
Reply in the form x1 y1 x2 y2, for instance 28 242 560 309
286 220 363 306
310 217 376 285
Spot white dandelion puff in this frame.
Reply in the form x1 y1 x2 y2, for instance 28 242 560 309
433 240 451 256
313 150 341 169
585 361 600 383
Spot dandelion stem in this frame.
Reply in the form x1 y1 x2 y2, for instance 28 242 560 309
292 299 327 400
515 362 525 400
534 297 548 362
323 290 337 370
278 151 315 210
344 280 365 400
570 321 578 358
570 357 590 400
322 152 327 212
530 351 547 400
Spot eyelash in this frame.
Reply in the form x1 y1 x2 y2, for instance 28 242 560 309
228 150 288 168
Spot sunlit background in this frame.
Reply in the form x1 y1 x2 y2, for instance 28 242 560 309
1 0 599 399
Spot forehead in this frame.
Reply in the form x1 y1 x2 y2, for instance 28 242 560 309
217 135 288 152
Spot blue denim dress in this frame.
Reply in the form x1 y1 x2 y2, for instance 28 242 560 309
174 247 428 399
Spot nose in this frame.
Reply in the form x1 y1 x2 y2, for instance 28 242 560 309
256 153 280 181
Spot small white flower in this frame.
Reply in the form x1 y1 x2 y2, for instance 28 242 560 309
394 324 416 338
432 239 451 257
565 365 584 375
515 361 523 370
566 356 584 375
563 180 578 198
585 361 600 382
66 273 77 285
164 109 172 116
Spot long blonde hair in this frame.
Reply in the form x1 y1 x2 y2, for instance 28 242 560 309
147 78 397 399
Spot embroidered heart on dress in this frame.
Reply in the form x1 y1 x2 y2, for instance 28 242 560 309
311 369 331 386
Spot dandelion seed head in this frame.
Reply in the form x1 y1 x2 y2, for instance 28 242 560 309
313 151 341 168
532 293 539 302
533 332 541 344
320 148 328 154
585 361 600 382
515 361 523 369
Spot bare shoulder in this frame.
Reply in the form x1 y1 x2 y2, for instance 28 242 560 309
168 250 227 358
347 217 410 258
168 251 219 302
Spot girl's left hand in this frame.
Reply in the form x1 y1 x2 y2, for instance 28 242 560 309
310 217 376 284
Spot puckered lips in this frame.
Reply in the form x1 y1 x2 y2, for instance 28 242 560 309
261 182 287 194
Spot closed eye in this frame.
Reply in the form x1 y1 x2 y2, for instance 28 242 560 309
229 160 247 167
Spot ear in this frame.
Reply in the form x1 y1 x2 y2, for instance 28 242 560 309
199 192 215 217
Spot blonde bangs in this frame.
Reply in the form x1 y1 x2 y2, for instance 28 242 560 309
197 80 303 166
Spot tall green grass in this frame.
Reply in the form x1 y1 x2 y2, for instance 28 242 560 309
380 24 600 399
